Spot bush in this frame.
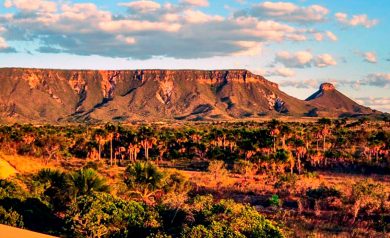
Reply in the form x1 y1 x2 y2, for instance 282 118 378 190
0 206 24 227
0 179 27 200
268 194 282 207
124 162 165 205
350 179 387 223
274 174 298 190
183 196 284 238
233 160 257 178
66 192 160 238
34 169 72 211
125 162 164 191
69 168 110 197
208 160 228 187
306 186 341 201
306 185 341 215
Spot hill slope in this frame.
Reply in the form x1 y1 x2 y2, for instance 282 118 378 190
305 83 375 117
0 68 378 122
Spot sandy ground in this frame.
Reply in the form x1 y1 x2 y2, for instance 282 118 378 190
0 225 57 238
0 158 17 179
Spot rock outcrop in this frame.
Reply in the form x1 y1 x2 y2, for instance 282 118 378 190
306 83 376 117
0 68 378 122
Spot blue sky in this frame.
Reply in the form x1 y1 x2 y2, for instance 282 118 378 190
0 0 389 111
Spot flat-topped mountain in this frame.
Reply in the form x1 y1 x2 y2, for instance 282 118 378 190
0 68 378 122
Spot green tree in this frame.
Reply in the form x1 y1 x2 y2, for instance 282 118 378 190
350 179 386 223
183 196 284 238
65 192 158 238
35 169 72 212
124 162 164 205
69 168 110 198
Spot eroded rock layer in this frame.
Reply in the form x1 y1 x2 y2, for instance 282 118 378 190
0 68 376 122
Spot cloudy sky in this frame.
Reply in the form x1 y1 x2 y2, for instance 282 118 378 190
0 0 389 112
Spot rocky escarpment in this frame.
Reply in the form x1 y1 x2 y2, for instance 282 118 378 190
0 68 377 122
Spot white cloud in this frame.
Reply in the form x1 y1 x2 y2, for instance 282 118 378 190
314 33 324 41
0 37 8 48
313 31 338 41
4 0 57 12
325 31 338 41
335 13 379 28
0 0 334 59
279 79 324 88
182 10 223 24
313 31 337 42
237 1 329 23
360 73 390 87
236 17 301 42
99 20 181 33
115 35 137 45
314 54 337 67
119 1 161 13
363 52 377 63
354 97 390 112
231 41 262 56
275 51 336 68
180 0 209 7
267 67 296 77
275 51 313 68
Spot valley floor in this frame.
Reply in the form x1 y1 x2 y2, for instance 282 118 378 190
2 153 389 237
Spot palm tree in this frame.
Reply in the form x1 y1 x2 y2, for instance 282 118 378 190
140 137 157 161
280 125 292 148
128 143 141 163
157 142 168 165
270 128 280 152
296 146 307 174
94 130 108 161
320 126 330 153
69 168 109 198
106 133 114 166
124 162 164 205
35 168 71 211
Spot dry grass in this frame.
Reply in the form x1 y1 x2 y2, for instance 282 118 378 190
0 158 17 179
1 152 388 237
0 224 57 238
0 151 57 174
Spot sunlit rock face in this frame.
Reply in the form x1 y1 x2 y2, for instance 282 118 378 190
306 82 375 117
0 68 377 123
320 83 336 91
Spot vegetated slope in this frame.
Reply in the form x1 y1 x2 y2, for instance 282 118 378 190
0 68 377 123
305 83 376 117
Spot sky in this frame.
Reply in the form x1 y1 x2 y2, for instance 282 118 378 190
0 0 389 112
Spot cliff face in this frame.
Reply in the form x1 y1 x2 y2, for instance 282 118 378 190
0 68 375 122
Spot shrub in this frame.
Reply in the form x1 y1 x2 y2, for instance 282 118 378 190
124 162 165 205
65 192 159 238
306 186 341 201
274 174 298 190
350 179 387 223
208 160 228 187
125 162 164 191
183 196 284 238
0 179 27 200
69 168 110 198
268 194 282 207
0 206 24 227
233 160 257 178
306 185 341 216
34 169 72 211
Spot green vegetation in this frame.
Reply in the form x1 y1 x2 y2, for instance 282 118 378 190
0 119 389 237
